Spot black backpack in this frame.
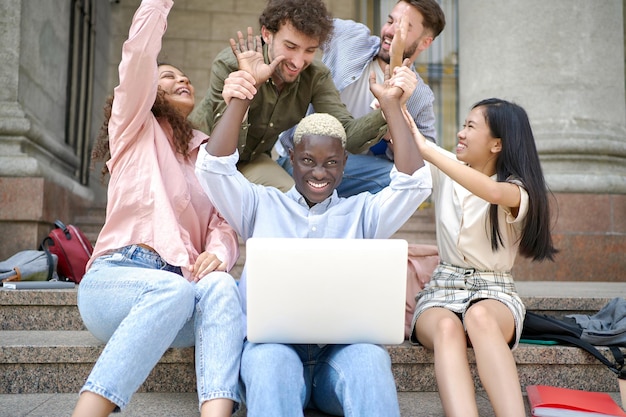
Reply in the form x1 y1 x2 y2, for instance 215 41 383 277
521 305 626 380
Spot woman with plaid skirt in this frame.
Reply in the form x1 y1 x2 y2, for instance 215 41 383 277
407 98 557 417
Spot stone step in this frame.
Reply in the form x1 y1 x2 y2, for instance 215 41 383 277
1 282 625 396
10 390 615 417
5 328 626 398
1 330 623 395
0 392 588 417
1 282 622 331
1 288 83 331
2 391 623 417
0 330 193 395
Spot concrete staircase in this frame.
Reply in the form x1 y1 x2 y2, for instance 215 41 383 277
2 282 625 392
1 206 625 416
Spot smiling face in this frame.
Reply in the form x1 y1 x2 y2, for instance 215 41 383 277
157 64 195 117
289 134 348 207
378 1 434 64
262 22 319 90
456 106 502 174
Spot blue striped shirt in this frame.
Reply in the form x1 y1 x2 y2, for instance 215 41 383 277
322 18 437 144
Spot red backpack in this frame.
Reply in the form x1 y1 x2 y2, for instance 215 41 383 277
40 220 93 283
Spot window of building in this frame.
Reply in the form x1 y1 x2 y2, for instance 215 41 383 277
66 0 96 185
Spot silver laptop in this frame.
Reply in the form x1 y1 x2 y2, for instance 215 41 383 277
245 237 408 345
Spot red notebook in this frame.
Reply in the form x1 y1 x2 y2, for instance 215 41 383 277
526 385 626 417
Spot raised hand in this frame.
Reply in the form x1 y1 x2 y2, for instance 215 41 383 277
369 62 404 107
370 60 424 174
229 27 284 87
390 61 418 107
222 70 257 105
389 11 408 73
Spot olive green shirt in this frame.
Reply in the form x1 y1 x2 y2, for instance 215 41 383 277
190 45 388 163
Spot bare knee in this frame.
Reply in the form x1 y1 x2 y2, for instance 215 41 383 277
465 303 499 336
433 315 466 346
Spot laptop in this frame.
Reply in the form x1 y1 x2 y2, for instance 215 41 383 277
245 237 408 345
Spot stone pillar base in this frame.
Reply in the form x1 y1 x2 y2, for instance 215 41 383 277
513 193 625 282
0 177 91 259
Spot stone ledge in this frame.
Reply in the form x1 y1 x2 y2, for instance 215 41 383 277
2 282 625 331
3 331 621 368
3 281 623 305
1 331 623 394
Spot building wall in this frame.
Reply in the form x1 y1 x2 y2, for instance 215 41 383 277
0 0 112 257
1 0 624 281
106 0 357 102
459 0 625 281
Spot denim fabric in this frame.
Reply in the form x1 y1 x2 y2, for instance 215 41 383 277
278 153 392 198
77 245 243 410
240 341 400 417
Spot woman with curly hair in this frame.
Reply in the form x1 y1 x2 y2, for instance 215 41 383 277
71 1 242 416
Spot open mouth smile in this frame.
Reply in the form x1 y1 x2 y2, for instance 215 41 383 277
175 87 191 96
307 180 330 190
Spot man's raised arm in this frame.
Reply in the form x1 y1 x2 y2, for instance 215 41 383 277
369 60 424 175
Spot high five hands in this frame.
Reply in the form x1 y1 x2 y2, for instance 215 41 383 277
369 60 409 105
222 27 284 104
230 27 283 86
369 60 417 113
389 11 408 73
369 59 424 174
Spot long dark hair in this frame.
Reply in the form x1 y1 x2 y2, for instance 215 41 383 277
475 98 558 262
91 65 194 182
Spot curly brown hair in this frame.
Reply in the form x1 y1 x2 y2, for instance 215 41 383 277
259 0 333 46
91 88 195 182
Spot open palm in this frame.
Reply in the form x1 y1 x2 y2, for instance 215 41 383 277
229 27 283 86
369 63 405 104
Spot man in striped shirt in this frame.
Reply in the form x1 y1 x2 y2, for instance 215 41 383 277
279 0 445 197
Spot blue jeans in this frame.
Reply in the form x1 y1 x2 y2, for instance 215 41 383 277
77 245 243 410
278 153 392 198
240 341 400 417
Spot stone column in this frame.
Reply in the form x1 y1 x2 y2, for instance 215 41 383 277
458 1 625 281
0 0 92 258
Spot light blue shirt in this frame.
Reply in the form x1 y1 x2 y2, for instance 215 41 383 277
195 146 432 333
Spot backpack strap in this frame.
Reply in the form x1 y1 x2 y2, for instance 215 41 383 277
527 332 624 377
54 220 72 239
609 346 626 379
39 237 56 281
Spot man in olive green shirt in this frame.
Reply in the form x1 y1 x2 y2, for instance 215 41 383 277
190 0 388 191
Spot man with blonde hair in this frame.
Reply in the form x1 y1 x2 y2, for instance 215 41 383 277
292 113 347 147
195 30 432 416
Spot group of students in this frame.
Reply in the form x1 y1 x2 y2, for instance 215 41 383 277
71 0 557 417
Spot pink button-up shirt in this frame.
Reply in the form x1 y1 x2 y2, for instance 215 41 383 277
88 0 239 279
